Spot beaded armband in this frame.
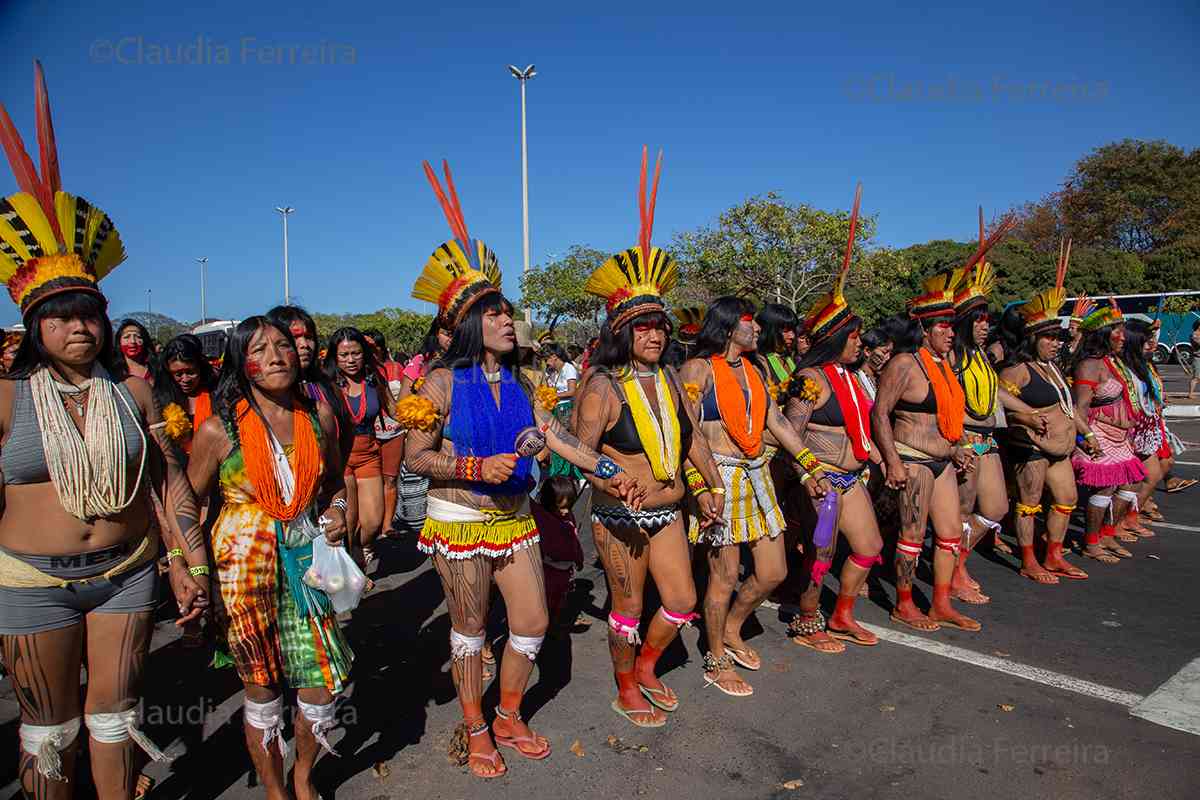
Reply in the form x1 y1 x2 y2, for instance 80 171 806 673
685 467 709 496
166 548 185 563
188 565 211 577
795 448 824 479
455 456 483 482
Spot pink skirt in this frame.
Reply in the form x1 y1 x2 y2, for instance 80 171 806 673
1072 418 1147 488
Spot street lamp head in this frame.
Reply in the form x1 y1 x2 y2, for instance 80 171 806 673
275 206 295 215
508 64 536 80
195 257 207 264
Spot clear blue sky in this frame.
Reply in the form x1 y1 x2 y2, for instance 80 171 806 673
1 0 1197 326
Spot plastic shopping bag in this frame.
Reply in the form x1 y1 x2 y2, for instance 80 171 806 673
305 536 368 614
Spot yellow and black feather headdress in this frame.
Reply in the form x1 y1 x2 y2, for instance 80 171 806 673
411 160 501 328
0 61 125 316
585 147 679 332
953 206 999 315
1019 238 1072 333
804 183 862 342
910 214 1013 321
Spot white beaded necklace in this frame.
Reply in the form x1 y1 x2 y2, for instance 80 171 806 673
1035 360 1074 419
30 365 147 520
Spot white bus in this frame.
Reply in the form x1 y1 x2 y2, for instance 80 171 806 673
191 319 239 360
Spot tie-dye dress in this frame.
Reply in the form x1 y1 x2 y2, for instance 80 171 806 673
211 439 353 693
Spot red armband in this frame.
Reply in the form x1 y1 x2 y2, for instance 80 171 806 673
1075 378 1099 389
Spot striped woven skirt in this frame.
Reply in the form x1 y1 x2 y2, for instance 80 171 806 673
689 451 786 547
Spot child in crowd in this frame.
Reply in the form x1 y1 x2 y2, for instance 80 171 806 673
530 476 585 626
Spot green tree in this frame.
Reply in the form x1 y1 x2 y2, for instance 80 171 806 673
311 308 433 356
1144 237 1200 291
669 192 876 311
1059 139 1200 255
519 245 607 328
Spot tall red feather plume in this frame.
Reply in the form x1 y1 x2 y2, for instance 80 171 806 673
637 146 649 263
0 102 47 209
644 149 662 265
422 160 470 246
978 205 985 247
34 62 60 197
33 61 62 242
841 183 862 274
439 160 470 245
1055 238 1072 291
962 214 1016 273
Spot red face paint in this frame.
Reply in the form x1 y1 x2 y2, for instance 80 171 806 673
245 359 263 379
289 321 307 338
120 342 144 359
740 314 754 322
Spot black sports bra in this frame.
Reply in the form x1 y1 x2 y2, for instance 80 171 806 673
810 395 845 426
1019 365 1063 409
600 377 694 455
894 356 937 414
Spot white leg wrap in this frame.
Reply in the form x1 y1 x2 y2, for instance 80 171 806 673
297 699 339 757
20 718 81 782
659 607 700 629
85 709 171 764
449 629 485 661
608 612 642 645
1088 494 1112 508
974 514 1001 533
244 697 288 759
508 632 545 660
1116 490 1139 511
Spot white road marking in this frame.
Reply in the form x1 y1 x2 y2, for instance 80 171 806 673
1130 657 1200 736
1068 521 1200 534
1172 460 1200 466
859 623 1145 707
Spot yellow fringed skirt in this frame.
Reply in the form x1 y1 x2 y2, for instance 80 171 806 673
418 495 540 560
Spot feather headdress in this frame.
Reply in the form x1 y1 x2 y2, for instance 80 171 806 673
411 160 501 328
1019 238 1072 333
1079 295 1125 333
0 61 125 315
953 206 999 315
673 305 706 340
585 147 678 332
804 183 862 342
910 214 1014 321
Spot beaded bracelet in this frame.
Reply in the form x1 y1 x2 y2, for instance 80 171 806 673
795 448 820 473
166 548 185 562
594 456 623 480
455 455 483 482
188 565 210 577
685 468 708 495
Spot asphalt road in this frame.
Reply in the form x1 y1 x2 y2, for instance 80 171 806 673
3 416 1199 800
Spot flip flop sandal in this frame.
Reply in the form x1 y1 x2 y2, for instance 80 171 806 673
611 698 668 727
703 672 755 697
889 612 941 633
1165 478 1197 493
493 731 551 760
827 626 879 646
468 750 507 779
1114 530 1140 543
929 614 982 632
1082 548 1120 565
724 645 761 671
791 631 847 653
1143 509 1165 522
1019 566 1060 585
1102 544 1133 559
1045 563 1089 580
639 683 679 712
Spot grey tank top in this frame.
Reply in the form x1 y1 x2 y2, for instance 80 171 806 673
2 378 146 485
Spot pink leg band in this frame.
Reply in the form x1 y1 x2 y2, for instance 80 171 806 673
659 608 699 628
848 553 883 569
811 559 833 584
896 540 922 558
608 612 642 644
934 537 960 556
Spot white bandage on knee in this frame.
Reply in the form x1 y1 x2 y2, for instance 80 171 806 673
1088 494 1113 508
508 632 545 660
244 696 288 758
20 718 81 782
85 709 170 764
1116 490 1139 511
659 607 700 629
297 699 339 757
449 629 485 661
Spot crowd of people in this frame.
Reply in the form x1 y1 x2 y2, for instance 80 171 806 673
0 68 1194 798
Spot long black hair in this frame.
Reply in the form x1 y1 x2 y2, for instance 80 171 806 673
418 316 447 360
112 317 154 380
952 306 990 369
1122 319 1156 386
6 291 117 380
1077 324 1123 366
796 317 862 371
153 334 216 410
436 293 531 396
214 316 312 427
890 316 926 355
691 296 760 362
756 303 798 355
322 327 380 388
591 309 672 374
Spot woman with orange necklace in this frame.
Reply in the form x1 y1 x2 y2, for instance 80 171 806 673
153 334 217 457
114 318 153 381
680 297 830 697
